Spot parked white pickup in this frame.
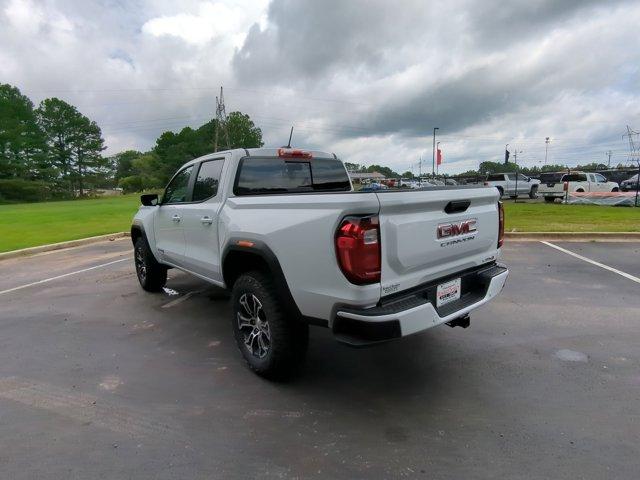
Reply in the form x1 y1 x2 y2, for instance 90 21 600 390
484 173 541 199
538 172 619 202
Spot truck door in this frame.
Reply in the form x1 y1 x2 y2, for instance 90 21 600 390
154 165 194 266
594 173 608 192
180 156 227 283
505 173 516 195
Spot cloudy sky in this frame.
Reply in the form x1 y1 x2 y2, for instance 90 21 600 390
2 0 639 173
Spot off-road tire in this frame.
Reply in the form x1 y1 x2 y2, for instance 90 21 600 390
134 237 167 292
529 186 538 199
231 271 308 379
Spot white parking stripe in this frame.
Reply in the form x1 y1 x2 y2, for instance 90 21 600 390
541 241 640 284
0 257 130 296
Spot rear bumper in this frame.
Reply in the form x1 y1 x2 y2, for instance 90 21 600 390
332 263 508 346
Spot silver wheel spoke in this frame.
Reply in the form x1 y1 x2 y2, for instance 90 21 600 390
237 292 270 359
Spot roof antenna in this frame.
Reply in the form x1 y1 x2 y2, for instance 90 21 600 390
286 126 294 148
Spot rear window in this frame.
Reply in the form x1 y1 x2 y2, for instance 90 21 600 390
234 157 351 195
539 173 564 183
562 173 587 182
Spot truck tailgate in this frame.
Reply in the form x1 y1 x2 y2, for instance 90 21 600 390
375 187 501 296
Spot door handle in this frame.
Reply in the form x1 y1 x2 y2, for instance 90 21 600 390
200 216 213 225
172 214 181 222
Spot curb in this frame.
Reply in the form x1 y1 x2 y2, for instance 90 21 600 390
0 232 130 261
505 232 640 242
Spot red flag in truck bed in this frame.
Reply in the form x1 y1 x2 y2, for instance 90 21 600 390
437 148 442 165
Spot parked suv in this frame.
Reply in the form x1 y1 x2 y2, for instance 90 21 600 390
131 148 508 378
620 174 640 192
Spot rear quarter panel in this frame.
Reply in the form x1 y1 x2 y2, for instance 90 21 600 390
220 192 381 321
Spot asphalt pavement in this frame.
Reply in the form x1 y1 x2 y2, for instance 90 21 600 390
0 238 639 479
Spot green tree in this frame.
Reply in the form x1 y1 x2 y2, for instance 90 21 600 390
365 164 400 178
111 150 142 181
37 98 106 196
401 171 414 179
0 84 48 180
152 112 263 185
226 111 263 149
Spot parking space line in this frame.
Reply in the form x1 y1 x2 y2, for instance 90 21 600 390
0 257 130 296
541 241 640 284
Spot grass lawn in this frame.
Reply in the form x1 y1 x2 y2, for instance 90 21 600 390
504 202 639 233
1 196 638 253
0 195 141 253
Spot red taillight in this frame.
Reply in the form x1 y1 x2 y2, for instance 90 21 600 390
277 148 312 159
563 181 568 191
335 216 381 285
498 201 505 248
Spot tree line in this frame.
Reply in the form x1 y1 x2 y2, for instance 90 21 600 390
1 84 107 201
0 83 263 202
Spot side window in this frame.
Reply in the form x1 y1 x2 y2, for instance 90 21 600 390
506 173 516 180
595 173 607 183
193 159 224 201
588 174 596 182
162 166 193 204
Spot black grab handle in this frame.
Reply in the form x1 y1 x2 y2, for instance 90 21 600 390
444 200 471 214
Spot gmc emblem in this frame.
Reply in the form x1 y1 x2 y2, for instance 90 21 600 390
437 218 477 239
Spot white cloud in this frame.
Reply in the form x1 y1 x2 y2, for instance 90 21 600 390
0 0 638 171
142 1 267 47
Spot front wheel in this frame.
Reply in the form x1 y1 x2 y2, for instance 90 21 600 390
134 237 167 292
231 271 308 379
529 186 539 199
611 187 619 192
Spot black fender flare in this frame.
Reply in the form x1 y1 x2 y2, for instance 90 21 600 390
222 238 327 327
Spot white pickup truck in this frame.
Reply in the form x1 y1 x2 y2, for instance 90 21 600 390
484 173 541 199
131 148 508 378
538 171 620 202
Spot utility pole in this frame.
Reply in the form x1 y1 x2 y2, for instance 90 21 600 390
544 137 550 165
606 150 612 167
432 127 439 176
214 86 230 152
419 156 422 179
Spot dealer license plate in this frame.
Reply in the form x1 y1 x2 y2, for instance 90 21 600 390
436 278 461 307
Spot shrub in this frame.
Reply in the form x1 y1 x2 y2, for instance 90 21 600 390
0 179 59 203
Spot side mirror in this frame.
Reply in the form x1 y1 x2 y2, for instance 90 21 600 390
140 193 158 206
527 178 531 182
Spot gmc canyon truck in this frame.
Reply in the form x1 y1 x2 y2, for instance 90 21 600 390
131 148 508 378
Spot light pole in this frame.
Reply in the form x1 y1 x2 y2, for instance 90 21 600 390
505 144 509 164
432 127 439 176
436 141 440 176
544 137 550 165
513 148 523 203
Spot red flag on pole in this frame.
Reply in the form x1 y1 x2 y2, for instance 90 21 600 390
437 148 442 165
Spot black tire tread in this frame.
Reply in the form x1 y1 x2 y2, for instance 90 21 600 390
232 271 308 379
134 237 167 292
